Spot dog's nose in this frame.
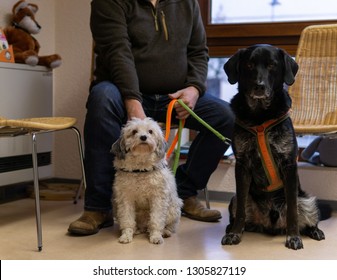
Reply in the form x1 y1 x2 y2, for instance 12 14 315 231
254 84 266 91
140 135 147 141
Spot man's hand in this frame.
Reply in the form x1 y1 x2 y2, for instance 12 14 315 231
168 86 199 119
125 99 146 120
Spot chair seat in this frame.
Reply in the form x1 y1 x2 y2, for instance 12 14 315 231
0 117 77 130
294 124 337 134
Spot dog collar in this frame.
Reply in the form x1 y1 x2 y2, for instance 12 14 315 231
117 163 167 173
118 167 155 173
235 112 290 192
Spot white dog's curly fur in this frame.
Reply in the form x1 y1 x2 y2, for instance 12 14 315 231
111 117 183 244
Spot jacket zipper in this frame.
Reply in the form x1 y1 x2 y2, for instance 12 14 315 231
161 11 169 41
151 8 159 31
151 8 169 41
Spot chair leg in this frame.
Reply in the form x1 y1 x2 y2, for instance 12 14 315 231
71 127 87 204
204 187 210 209
31 133 43 251
74 179 84 204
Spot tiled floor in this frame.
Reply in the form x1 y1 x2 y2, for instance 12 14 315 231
0 198 337 260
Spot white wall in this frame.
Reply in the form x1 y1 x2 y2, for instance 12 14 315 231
0 0 91 180
53 0 91 179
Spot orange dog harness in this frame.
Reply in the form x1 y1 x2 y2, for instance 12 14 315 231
236 112 290 192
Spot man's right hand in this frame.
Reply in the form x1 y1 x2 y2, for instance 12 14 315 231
125 99 146 120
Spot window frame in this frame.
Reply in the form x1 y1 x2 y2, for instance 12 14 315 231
198 0 337 56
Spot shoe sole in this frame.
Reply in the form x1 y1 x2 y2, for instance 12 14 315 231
182 211 222 222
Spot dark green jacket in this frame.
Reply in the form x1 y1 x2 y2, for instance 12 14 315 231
90 0 208 102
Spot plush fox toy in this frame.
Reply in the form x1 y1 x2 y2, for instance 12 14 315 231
3 0 61 68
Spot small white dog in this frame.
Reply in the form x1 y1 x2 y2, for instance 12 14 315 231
111 117 183 244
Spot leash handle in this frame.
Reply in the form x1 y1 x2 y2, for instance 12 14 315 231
165 99 185 143
165 100 185 174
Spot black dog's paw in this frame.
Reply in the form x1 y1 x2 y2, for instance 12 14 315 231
285 235 303 250
221 232 242 245
304 226 325 241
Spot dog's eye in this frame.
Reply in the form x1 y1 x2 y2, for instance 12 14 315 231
132 129 138 135
246 62 254 70
267 62 276 70
148 130 153 134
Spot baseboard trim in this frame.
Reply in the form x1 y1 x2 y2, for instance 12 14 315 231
0 178 81 204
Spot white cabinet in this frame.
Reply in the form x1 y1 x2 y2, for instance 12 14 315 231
0 62 53 186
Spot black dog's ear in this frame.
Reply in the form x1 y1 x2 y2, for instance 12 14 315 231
111 137 126 160
281 49 299 85
224 49 245 84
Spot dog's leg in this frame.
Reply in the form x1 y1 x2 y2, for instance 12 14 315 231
147 199 168 244
116 200 137 244
225 196 236 233
298 196 325 241
283 167 303 250
222 163 250 245
162 203 182 238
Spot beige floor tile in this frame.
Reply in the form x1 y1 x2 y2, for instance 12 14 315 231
0 198 336 260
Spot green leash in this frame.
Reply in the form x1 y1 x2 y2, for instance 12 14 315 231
167 99 232 174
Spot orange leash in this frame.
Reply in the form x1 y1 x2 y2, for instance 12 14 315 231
165 99 185 159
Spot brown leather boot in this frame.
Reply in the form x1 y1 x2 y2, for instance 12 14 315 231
68 210 114 235
182 196 222 222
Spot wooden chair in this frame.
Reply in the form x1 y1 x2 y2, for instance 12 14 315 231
289 24 337 136
0 116 86 251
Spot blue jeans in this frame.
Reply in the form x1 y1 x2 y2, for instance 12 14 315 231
84 81 234 211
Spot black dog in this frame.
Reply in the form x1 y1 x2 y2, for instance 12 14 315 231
222 44 325 250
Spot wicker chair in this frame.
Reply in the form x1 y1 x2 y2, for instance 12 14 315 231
0 116 86 251
289 24 337 135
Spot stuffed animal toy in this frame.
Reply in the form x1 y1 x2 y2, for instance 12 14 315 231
301 136 337 167
3 0 61 68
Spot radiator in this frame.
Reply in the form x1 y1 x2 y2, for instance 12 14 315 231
0 62 53 186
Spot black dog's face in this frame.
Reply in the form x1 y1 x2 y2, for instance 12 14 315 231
240 47 282 101
224 45 298 110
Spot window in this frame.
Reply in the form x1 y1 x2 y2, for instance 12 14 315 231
198 0 337 57
202 0 337 102
211 0 337 24
205 57 233 102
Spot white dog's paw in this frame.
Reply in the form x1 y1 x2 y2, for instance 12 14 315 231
119 233 133 243
149 233 164 244
119 228 134 244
